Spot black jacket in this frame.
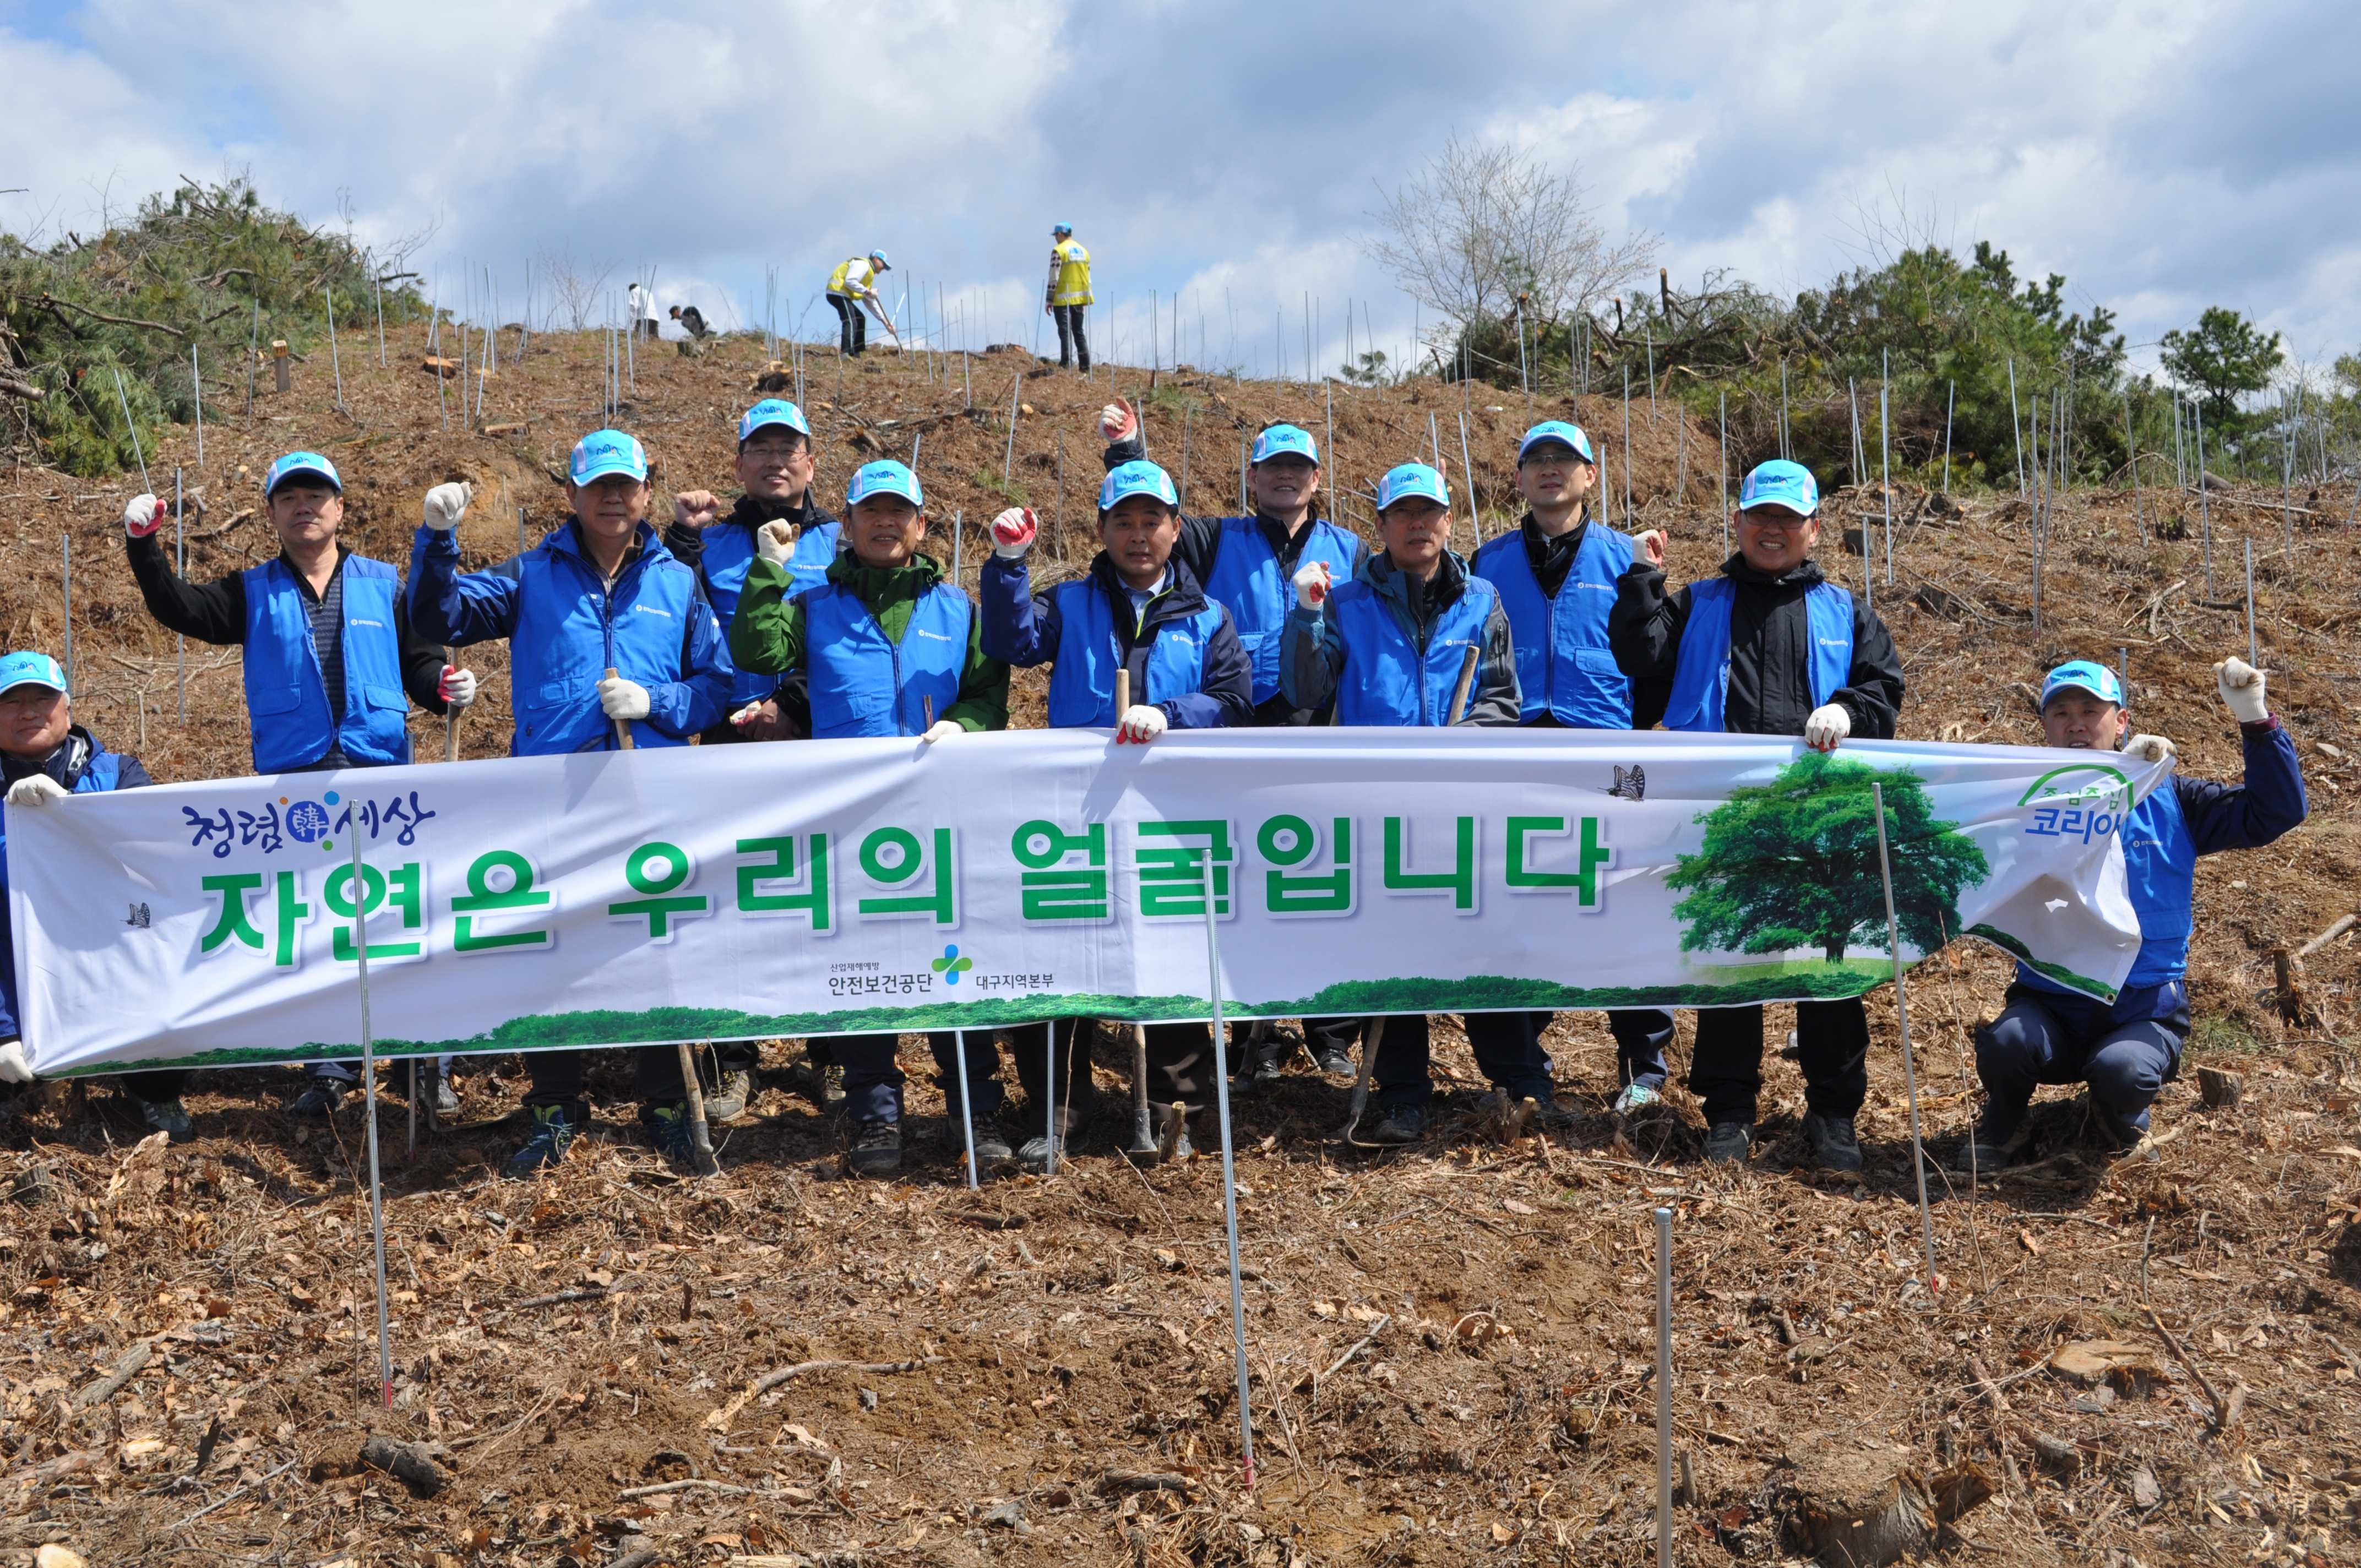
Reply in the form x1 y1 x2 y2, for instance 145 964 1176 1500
1608 553 1904 738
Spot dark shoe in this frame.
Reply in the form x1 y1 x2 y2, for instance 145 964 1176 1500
138 1097 194 1144
795 1058 846 1109
505 1106 578 1177
1369 1105 1429 1145
1017 1134 1057 1172
1312 1042 1358 1077
1953 1113 2033 1173
648 1102 698 1166
962 1124 1014 1166
287 1080 344 1120
703 1069 753 1123
1803 1112 1864 1173
1702 1121 1754 1165
848 1118 901 1177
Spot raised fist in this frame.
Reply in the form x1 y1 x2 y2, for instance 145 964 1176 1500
123 494 163 537
1292 559 1332 610
1803 703 1851 752
422 481 472 531
1637 529 1668 570
756 519 798 565
2123 734 2178 763
1100 400 1138 444
673 489 723 530
2213 657 2268 724
991 507 1037 558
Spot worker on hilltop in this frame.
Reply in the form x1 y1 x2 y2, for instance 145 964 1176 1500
826 250 895 358
1045 224 1092 372
628 281 660 339
668 304 711 341
1956 659 2304 1170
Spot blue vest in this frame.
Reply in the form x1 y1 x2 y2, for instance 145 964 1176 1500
1043 580 1224 727
2119 779 2196 988
510 531 706 755
1201 518 1363 705
241 556 411 772
802 582 971 738
703 518 841 706
1470 524 1634 727
1662 576 1853 733
1329 573 1497 727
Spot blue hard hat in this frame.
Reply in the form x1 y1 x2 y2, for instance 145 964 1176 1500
264 450 342 496
1098 460 1177 511
1251 424 1319 466
1517 420 1596 465
868 249 891 270
1737 459 1820 516
2041 660 2125 711
570 429 649 485
846 460 922 509
0 650 69 699
738 399 810 444
1377 462 1451 512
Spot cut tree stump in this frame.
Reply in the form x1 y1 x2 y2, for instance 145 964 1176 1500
358 1433 451 1496
2198 1066 2243 1109
1785 1443 1993 1567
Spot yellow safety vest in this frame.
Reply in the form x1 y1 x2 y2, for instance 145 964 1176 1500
1049 240 1093 307
828 257 877 300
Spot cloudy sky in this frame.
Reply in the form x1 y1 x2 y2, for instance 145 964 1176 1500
5 0 2357 385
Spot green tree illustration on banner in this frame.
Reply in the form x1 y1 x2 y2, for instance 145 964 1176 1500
1667 752 1989 963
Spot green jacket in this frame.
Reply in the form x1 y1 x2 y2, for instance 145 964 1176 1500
730 551 1009 733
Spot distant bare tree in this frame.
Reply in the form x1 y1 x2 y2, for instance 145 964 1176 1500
535 244 616 331
1366 136 1655 337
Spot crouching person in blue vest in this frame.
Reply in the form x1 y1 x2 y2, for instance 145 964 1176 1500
410 429 736 1176
1608 459 1906 1172
1281 462 1523 1144
731 459 1011 1178
0 654 179 1137
983 460 1254 1163
1471 421 1679 1123
1957 658 2304 1169
126 451 474 1121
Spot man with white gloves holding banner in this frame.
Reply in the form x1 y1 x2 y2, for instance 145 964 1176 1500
0 652 184 1138
1609 458 1906 1172
982 459 1254 1164
1471 420 1679 1123
1957 658 2304 1168
731 458 1009 1177
125 450 475 1121
409 429 738 1175
1280 461 1523 1144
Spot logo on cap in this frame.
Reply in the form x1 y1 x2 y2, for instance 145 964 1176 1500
1377 463 1451 511
1098 460 1177 511
570 429 649 485
1250 425 1319 466
1737 460 1819 516
0 650 69 698
2039 660 2125 710
264 451 342 496
738 400 810 443
1517 421 1596 465
846 461 923 509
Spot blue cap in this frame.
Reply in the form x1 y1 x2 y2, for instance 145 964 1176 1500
569 429 649 485
1052 223 1073 237
2041 660 2125 710
868 249 890 270
1737 459 1819 516
1377 462 1451 511
264 451 342 496
1098 460 1178 511
1517 420 1596 465
1250 425 1319 466
738 399 810 444
0 651 68 698
846 460 923 509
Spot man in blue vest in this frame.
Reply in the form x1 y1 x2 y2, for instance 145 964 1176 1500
0 654 181 1138
1281 462 1523 1143
983 461 1254 1163
1608 459 1906 1171
410 429 737 1175
126 451 475 1121
1471 421 1678 1123
1957 658 2304 1168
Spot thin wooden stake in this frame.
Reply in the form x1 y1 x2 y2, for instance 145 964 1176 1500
349 819 395 1408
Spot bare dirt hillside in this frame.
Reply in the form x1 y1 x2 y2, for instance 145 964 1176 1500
1 325 2358 1568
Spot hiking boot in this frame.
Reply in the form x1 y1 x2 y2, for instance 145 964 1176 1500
1952 1113 2033 1173
1368 1105 1430 1145
505 1106 578 1178
1803 1113 1864 1173
1702 1121 1754 1165
1017 1134 1059 1172
1241 1040 1292 1090
287 1079 344 1120
648 1102 698 1166
138 1096 194 1145
848 1118 901 1178
703 1068 753 1123
1312 1042 1358 1077
795 1058 846 1109
1612 1082 1667 1119
961 1124 1014 1167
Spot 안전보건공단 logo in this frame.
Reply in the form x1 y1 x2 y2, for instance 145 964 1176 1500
931 944 975 984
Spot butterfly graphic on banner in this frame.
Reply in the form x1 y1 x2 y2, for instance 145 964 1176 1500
1606 765 1646 802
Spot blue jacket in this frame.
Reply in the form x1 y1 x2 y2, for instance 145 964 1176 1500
801 578 972 737
2019 718 2308 1016
1470 520 1636 727
1 729 150 1041
407 519 735 754
241 554 414 772
666 496 841 708
1662 575 1854 733
1280 552 1521 727
1195 515 1367 705
982 553 1253 729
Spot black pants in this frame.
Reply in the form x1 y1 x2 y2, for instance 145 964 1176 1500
1686 999 1870 1128
121 1070 191 1102
1002 1019 1101 1134
525 1047 691 1121
1053 304 1090 371
829 295 866 356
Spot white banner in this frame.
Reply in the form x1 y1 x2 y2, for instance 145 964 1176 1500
6 730 2166 1075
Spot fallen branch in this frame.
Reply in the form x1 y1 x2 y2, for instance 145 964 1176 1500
1103 1471 1193 1495
705 1355 943 1430
515 1271 649 1310
2297 912 2358 959
0 372 44 401
1965 1354 2010 1413
171 1456 300 1526
616 1478 752 1500
70 1340 151 1409
358 1433 451 1496
2145 1306 2231 1430
37 293 187 339
9 1449 104 1489
1315 1315 1391 1387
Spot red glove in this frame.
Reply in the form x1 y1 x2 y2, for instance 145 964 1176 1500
991 507 1037 558
1100 400 1138 444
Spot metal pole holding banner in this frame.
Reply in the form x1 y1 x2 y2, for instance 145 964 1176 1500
1199 836 1254 1490
2245 538 2257 668
1656 1204 1673 1568
176 467 186 722
59 536 72 694
1870 783 1941 1298
349 814 395 1408
953 1028 980 1190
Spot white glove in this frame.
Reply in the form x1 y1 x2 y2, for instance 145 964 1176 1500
1803 704 1851 752
598 676 651 722
921 720 963 744
1100 401 1138 443
422 482 473 531
1636 529 1668 569
123 494 164 537
2123 733 2179 763
757 520 797 566
1116 705 1168 744
1292 559 1332 610
991 508 1037 558
2215 657 2268 724
5 775 69 808
0 1039 29 1084
438 666 477 708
